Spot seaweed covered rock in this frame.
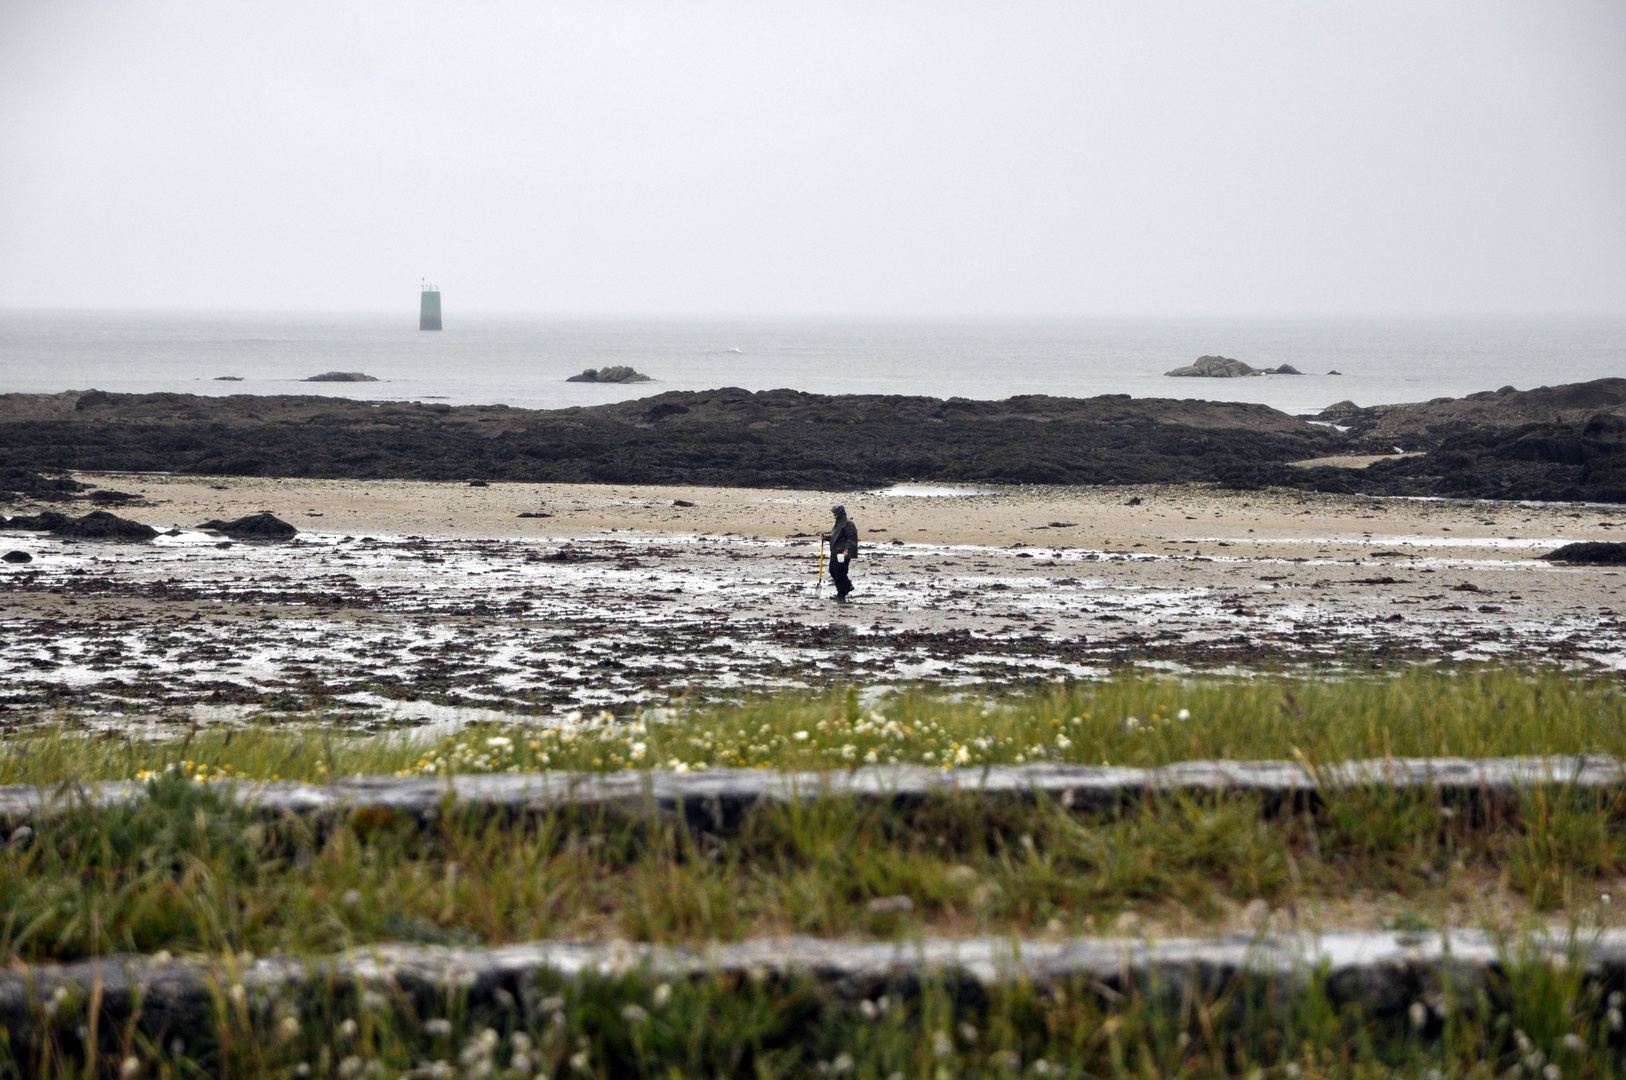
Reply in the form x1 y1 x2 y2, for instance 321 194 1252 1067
198 512 297 540
0 469 87 502
88 489 140 505
1 511 70 531
52 511 158 541
1541 542 1626 565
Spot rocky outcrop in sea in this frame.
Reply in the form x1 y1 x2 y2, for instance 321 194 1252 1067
567 366 652 384
1165 355 1258 377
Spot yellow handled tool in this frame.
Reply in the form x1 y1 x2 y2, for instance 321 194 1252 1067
817 538 826 595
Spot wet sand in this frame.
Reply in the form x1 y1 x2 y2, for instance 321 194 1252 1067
1 475 1623 728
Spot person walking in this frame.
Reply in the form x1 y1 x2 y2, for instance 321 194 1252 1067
825 504 859 602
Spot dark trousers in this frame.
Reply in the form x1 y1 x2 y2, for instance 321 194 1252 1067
829 553 853 596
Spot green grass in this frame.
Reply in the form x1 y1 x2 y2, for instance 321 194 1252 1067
3 666 1625 786
2 668 1626 964
7 950 1626 1079
8 667 1626 1076
3 771 1626 964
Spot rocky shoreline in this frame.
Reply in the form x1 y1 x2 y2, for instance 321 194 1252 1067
0 378 1623 502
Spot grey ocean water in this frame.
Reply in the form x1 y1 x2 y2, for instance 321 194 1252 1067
1 312 1623 417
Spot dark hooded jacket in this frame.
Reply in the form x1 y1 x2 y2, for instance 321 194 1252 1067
828 511 858 559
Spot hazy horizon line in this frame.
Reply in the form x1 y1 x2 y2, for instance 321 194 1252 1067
5 307 1626 324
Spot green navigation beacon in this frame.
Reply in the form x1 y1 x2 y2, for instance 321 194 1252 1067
419 281 442 331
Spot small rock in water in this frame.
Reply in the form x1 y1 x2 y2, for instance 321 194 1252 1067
303 371 379 382
2 550 31 563
566 366 653 384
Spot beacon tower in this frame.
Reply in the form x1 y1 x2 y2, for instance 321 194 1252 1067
419 282 442 331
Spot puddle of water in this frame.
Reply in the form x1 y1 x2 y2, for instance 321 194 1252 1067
868 485 1002 498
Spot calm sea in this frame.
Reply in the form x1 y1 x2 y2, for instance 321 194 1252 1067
1 312 1623 417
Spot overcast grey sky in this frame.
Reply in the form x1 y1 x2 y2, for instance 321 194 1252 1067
1 1 1622 317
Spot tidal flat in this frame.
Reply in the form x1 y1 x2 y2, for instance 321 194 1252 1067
1 475 1623 729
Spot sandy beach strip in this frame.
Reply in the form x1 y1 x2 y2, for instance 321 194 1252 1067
69 471 1626 559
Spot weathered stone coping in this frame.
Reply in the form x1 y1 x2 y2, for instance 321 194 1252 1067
1 930 1619 1037
2 757 1622 830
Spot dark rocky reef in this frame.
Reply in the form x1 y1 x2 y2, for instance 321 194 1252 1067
303 372 378 382
567 366 652 383
0 387 1340 491
3 379 1626 501
1272 379 1626 502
